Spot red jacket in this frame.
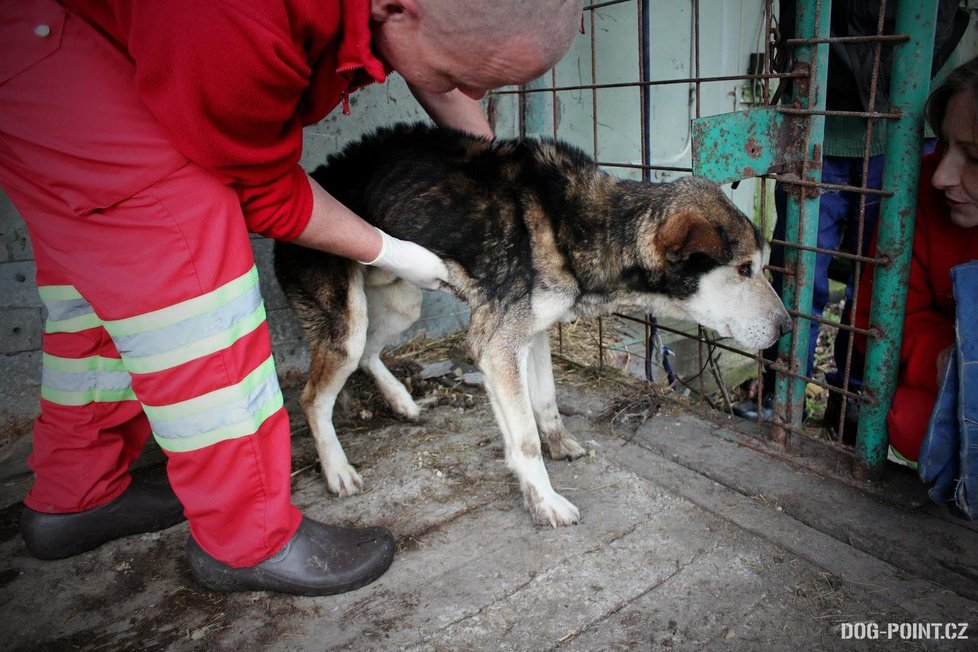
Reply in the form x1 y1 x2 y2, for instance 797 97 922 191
62 0 388 240
856 151 978 393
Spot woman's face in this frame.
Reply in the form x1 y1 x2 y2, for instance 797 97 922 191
932 91 978 229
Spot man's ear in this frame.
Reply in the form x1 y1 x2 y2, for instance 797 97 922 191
653 210 725 262
370 0 420 23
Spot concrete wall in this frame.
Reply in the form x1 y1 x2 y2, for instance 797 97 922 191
0 190 39 441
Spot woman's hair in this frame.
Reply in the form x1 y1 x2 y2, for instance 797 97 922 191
926 56 978 137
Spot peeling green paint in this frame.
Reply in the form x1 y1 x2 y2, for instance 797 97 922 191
855 1 938 477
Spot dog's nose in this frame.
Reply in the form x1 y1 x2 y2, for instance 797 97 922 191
779 314 793 336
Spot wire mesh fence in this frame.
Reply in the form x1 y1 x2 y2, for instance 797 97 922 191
489 0 973 475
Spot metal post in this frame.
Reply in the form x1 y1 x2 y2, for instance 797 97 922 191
773 0 829 438
856 1 937 478
521 76 550 137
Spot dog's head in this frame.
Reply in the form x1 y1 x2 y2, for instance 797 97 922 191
636 177 791 350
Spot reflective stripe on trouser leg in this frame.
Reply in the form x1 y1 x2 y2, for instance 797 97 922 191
8 169 301 568
99 266 283 453
1 8 299 566
99 264 298 568
25 285 150 513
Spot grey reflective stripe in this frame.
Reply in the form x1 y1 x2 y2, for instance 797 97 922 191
42 367 132 393
144 355 284 452
44 297 95 323
108 282 263 374
112 283 261 358
148 358 281 441
39 354 135 406
41 292 102 334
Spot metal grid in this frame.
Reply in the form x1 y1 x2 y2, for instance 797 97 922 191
490 0 948 476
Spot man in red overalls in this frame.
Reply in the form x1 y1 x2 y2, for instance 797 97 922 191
0 0 583 595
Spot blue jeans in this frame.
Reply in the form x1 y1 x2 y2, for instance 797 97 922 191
760 141 935 393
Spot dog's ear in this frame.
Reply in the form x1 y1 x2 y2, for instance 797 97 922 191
652 210 725 262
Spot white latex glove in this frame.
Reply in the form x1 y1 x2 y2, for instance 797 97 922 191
361 227 448 290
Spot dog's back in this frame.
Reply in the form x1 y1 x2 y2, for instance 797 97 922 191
303 123 601 293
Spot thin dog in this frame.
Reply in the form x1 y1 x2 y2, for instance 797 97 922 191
275 123 791 527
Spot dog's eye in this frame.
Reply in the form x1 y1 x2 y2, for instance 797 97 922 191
737 263 752 278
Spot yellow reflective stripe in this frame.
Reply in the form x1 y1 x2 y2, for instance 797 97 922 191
45 312 102 334
147 355 280 441
42 353 127 372
142 356 276 422
39 284 101 333
152 391 284 453
102 266 259 338
120 302 266 374
41 386 136 406
37 285 83 301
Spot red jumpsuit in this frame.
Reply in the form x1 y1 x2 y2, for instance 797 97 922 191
0 0 386 566
856 152 978 461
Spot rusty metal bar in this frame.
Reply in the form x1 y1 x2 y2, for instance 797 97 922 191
491 73 805 96
828 0 890 447
586 0 633 10
768 174 893 196
772 0 830 442
855 1 938 478
782 308 876 339
776 107 901 119
769 238 879 264
784 33 908 45
613 312 870 405
596 162 692 172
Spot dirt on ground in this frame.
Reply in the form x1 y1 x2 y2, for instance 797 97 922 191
1 332 975 651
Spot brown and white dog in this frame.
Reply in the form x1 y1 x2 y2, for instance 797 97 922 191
275 122 790 526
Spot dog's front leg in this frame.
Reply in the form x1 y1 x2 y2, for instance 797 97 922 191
477 333 580 527
527 331 586 461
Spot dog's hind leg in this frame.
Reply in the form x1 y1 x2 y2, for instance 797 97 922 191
299 270 369 497
527 331 586 461
469 315 580 527
360 270 423 420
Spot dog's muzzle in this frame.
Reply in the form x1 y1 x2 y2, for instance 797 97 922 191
778 313 793 337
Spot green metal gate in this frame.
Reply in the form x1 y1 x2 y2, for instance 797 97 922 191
495 0 964 478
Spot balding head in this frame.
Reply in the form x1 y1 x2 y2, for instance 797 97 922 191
418 0 582 74
371 0 582 96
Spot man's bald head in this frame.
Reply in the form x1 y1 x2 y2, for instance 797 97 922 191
417 0 583 74
371 0 583 95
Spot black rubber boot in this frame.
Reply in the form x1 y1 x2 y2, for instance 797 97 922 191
186 517 395 596
21 476 186 560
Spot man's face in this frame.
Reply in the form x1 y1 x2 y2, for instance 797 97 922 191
933 91 978 229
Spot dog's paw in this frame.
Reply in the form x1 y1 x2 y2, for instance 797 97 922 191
390 395 421 421
323 462 363 497
543 431 587 461
526 487 580 527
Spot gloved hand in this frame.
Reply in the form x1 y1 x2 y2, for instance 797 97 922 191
360 227 448 290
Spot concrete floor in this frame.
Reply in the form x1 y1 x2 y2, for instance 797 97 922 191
0 357 976 651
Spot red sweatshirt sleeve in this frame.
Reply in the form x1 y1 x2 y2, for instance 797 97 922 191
854 153 955 391
898 213 956 392
117 1 319 240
